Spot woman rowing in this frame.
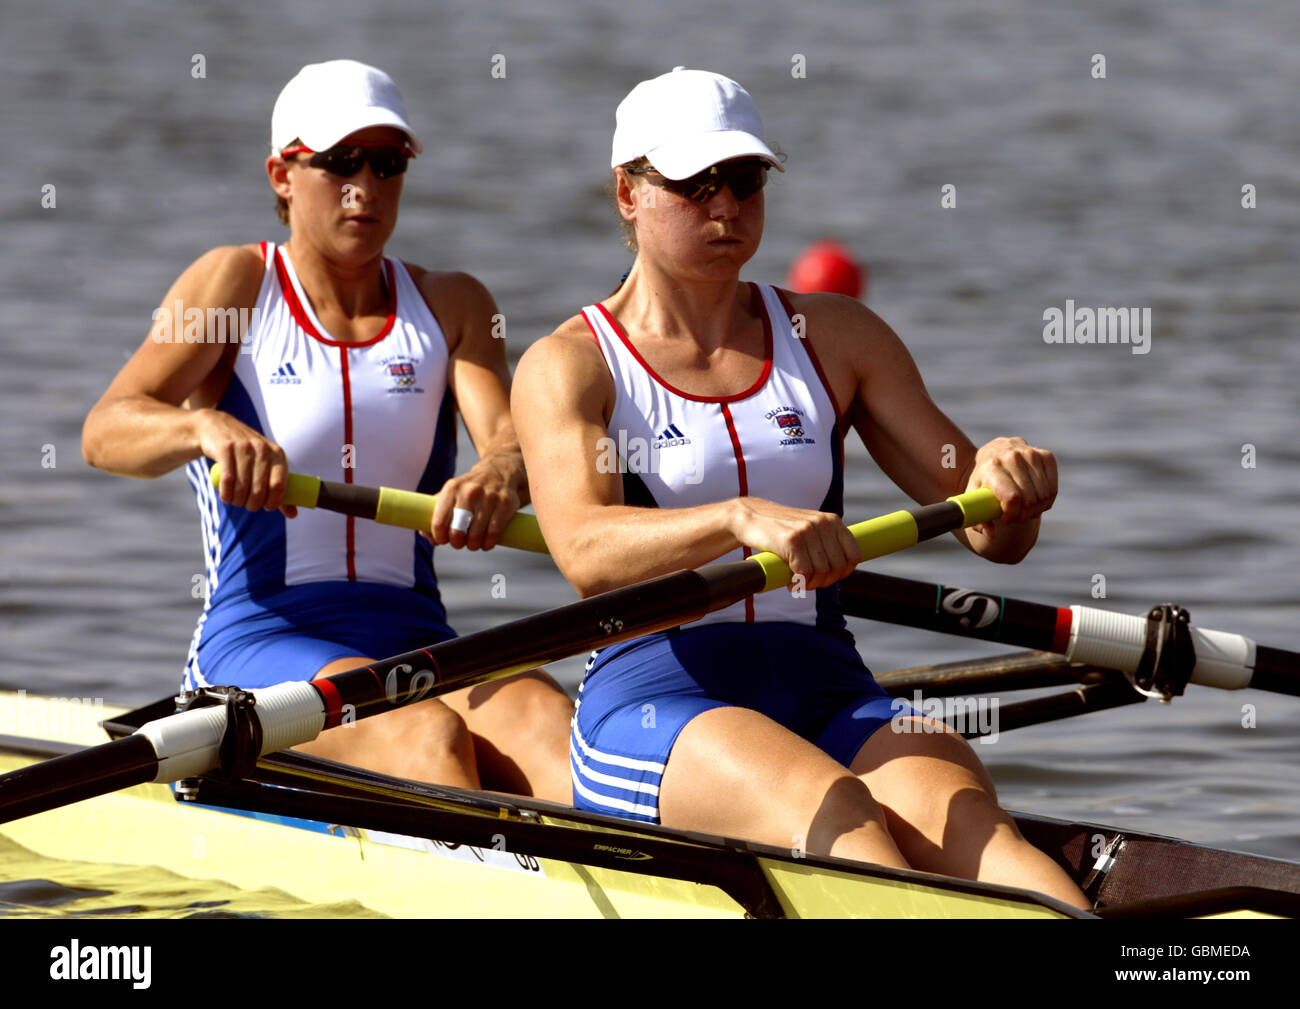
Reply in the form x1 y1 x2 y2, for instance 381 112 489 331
512 67 1089 906
82 60 572 802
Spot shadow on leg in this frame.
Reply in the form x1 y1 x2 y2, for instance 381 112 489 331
850 717 1090 909
658 706 910 869
441 668 574 803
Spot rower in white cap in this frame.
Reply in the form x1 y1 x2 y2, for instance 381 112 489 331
83 60 573 800
513 67 1088 907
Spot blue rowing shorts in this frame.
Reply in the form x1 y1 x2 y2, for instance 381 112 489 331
183 581 456 690
569 622 918 823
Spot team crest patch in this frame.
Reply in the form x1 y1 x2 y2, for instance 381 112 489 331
380 355 423 394
765 406 815 446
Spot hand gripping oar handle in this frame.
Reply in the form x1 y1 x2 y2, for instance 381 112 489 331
0 489 999 823
747 488 1001 591
208 465 548 554
210 466 995 569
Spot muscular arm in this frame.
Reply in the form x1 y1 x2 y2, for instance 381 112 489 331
512 322 859 597
82 245 293 512
795 293 1056 563
415 270 528 549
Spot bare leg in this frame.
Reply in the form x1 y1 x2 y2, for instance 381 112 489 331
441 669 574 803
291 656 480 788
850 717 1091 910
658 706 910 868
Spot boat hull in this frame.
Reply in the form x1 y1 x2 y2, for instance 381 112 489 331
2 691 1295 919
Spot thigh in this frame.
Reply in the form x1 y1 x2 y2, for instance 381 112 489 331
659 706 905 866
440 668 571 723
441 669 574 802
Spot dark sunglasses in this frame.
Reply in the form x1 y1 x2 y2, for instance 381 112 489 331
280 142 413 180
627 160 770 203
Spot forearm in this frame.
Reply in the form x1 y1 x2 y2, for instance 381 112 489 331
467 428 530 507
956 517 1040 564
82 397 208 478
551 499 742 597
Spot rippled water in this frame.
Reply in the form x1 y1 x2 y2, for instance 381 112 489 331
2 0 1298 914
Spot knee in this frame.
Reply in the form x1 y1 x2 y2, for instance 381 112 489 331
496 673 575 744
801 775 890 854
408 699 475 759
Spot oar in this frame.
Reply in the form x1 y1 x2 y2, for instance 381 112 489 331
207 465 548 553
0 489 998 824
838 570 1299 697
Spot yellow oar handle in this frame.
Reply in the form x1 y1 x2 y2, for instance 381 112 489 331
747 487 1002 592
211 465 998 575
208 465 548 554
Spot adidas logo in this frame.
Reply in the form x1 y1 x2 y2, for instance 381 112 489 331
268 362 302 385
653 423 691 448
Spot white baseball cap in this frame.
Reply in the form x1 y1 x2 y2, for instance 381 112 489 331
271 60 423 154
610 67 782 179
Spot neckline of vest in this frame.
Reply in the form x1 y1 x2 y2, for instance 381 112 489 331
272 245 398 349
594 282 776 404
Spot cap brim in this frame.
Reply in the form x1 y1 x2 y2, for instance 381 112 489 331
299 107 423 154
647 131 782 179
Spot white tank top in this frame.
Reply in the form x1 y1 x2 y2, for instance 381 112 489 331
187 241 456 601
582 283 849 629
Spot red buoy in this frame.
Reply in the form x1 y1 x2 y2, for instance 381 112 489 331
785 240 866 299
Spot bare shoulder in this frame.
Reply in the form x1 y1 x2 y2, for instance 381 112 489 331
406 266 496 316
174 244 266 309
777 289 898 350
518 313 605 375
403 265 498 352
774 289 918 410
515 313 613 414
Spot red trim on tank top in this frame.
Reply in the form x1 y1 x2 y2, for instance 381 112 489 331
720 403 756 622
593 284 773 404
772 286 844 420
580 308 612 368
272 248 397 348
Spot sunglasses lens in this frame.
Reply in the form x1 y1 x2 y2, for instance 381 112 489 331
678 162 768 202
369 149 409 179
308 146 409 179
729 164 768 200
309 148 362 175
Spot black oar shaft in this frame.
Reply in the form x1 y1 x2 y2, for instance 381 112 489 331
1251 646 1300 697
0 734 158 822
314 562 765 725
840 570 1300 697
839 570 1063 650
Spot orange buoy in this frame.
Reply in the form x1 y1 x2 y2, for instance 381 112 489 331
785 240 866 299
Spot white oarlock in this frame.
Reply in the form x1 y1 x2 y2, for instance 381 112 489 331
1066 606 1256 690
137 681 326 782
